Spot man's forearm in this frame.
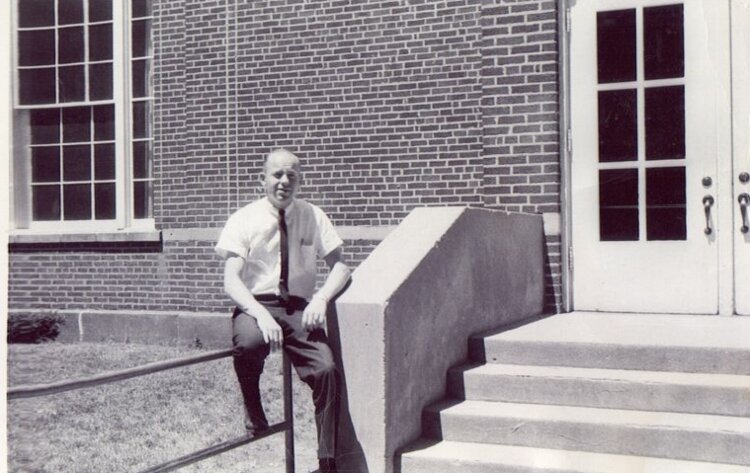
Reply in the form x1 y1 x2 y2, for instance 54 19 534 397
313 261 351 303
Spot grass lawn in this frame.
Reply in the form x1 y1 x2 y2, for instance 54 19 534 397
7 342 321 473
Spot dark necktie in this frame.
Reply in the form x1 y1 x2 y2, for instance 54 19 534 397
278 208 290 304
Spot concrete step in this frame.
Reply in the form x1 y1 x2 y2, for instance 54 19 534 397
399 440 750 473
423 400 750 466
470 313 750 374
447 363 750 417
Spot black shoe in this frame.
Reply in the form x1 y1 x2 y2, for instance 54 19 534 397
243 405 269 437
319 457 337 473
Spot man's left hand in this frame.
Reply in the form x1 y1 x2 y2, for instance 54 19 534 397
302 296 327 331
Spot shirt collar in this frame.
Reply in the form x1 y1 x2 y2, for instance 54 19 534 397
262 197 297 219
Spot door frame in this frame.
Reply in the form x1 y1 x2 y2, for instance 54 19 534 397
558 0 746 315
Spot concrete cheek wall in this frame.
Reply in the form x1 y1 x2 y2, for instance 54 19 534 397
333 207 544 473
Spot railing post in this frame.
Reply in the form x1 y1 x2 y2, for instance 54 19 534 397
283 353 295 473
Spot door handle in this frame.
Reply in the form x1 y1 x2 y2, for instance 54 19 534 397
739 193 750 234
703 195 714 235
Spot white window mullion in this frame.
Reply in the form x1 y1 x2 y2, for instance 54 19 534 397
112 0 130 229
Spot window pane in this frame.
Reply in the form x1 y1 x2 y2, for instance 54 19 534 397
18 0 55 27
132 101 150 139
59 65 86 103
94 143 115 180
132 59 150 98
599 169 639 241
597 9 636 84
133 141 151 179
89 63 114 100
58 27 85 64
644 4 684 80
646 167 686 240
95 183 116 219
133 181 152 219
33 184 61 220
646 86 685 160
63 145 92 181
30 109 60 144
63 107 91 142
132 0 152 18
89 23 113 61
19 68 56 104
18 29 55 66
63 184 92 220
132 19 152 58
31 146 61 182
93 105 115 141
598 89 637 162
89 0 113 22
58 0 84 25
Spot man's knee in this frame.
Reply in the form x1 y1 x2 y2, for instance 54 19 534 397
232 336 270 360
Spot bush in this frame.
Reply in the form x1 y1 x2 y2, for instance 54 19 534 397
7 313 65 343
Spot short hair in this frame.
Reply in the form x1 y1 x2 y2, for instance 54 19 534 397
263 148 300 173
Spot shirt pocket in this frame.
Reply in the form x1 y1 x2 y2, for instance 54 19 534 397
298 237 316 267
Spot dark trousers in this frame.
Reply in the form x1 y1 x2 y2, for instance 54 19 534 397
231 299 338 459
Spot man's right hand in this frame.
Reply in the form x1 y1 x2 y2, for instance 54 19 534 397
253 311 283 352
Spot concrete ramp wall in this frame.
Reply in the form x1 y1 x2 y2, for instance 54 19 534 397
331 207 545 473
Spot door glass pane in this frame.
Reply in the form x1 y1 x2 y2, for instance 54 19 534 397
598 89 637 162
63 184 92 220
19 68 56 104
58 0 84 25
59 65 86 103
31 146 61 182
30 109 60 144
63 107 91 142
599 169 639 241
18 29 55 66
63 145 92 181
646 167 686 240
58 27 85 64
597 9 636 83
646 86 685 160
644 4 684 80
18 0 55 28
95 183 116 219
33 185 61 220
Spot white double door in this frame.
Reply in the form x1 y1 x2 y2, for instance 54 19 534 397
570 0 750 315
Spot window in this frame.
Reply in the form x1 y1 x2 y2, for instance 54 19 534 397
596 4 686 241
12 0 153 232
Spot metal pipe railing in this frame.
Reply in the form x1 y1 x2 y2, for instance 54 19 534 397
7 347 295 473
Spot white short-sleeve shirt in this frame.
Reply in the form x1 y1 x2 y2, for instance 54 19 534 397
215 198 343 300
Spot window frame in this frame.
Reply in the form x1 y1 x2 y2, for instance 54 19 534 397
9 0 154 235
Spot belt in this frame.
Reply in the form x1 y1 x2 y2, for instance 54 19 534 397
254 294 309 313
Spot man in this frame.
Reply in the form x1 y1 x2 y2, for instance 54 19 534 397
215 148 351 473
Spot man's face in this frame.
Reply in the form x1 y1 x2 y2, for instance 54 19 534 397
262 151 301 209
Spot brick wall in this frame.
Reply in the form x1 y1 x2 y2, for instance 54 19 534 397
8 239 381 313
8 0 564 315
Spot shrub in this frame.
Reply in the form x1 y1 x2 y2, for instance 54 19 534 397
7 313 65 343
